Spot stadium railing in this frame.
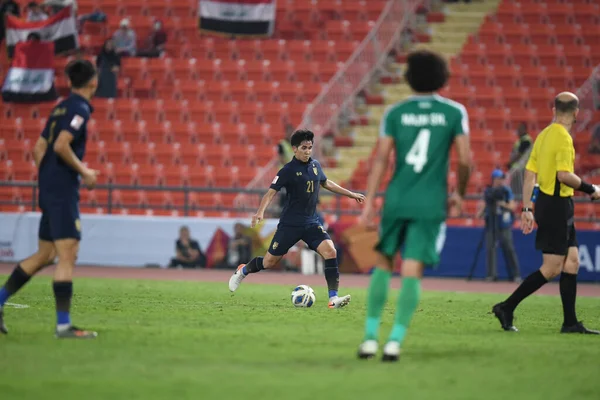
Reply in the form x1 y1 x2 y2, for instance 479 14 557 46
1 181 597 224
233 0 422 210
299 0 421 147
574 65 600 137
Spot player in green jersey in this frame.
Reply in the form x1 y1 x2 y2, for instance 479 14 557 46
356 50 472 362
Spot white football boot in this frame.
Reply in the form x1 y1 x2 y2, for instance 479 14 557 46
228 264 246 292
357 340 378 359
328 294 351 309
382 341 401 362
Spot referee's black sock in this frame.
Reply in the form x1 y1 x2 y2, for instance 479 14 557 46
503 270 548 311
559 272 578 326
242 257 264 276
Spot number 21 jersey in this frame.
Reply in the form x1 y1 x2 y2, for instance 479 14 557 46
380 94 469 220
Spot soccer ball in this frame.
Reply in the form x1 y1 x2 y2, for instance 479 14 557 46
291 285 316 308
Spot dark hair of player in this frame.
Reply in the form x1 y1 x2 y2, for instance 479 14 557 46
65 59 97 89
290 129 314 147
403 49 449 93
554 98 579 114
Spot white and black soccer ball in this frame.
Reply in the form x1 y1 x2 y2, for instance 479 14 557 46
291 285 316 308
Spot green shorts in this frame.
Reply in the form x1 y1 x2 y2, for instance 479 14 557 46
375 218 447 267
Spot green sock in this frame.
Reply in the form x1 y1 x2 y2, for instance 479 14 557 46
388 277 421 344
364 268 392 341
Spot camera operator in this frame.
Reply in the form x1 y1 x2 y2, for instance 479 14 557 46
478 169 521 282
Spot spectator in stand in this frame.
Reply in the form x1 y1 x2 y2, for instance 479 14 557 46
507 122 533 170
226 223 253 269
506 122 533 197
95 39 121 99
169 226 207 269
399 27 414 53
112 18 137 57
137 20 167 58
42 0 77 14
321 131 335 158
588 124 600 154
26 2 48 22
0 0 20 43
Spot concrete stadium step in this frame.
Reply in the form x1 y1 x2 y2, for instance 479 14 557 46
339 0 501 191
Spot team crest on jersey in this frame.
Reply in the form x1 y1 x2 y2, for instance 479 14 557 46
70 115 85 130
75 219 81 232
272 242 279 250
313 167 318 175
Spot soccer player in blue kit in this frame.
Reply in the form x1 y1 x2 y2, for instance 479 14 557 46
0 60 100 338
229 129 365 308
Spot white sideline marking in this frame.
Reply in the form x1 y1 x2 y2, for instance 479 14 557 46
5 302 29 309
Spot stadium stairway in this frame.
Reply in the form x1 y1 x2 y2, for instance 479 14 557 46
324 0 501 193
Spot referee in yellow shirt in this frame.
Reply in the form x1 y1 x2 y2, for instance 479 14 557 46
492 92 600 334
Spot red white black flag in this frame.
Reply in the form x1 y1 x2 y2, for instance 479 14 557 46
2 40 58 103
199 0 276 37
4 6 79 58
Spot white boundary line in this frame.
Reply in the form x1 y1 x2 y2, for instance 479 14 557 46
5 302 30 309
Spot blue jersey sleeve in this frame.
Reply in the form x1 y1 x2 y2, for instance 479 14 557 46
40 123 50 141
318 162 327 184
269 167 290 192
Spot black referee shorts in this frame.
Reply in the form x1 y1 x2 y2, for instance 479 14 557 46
534 192 577 256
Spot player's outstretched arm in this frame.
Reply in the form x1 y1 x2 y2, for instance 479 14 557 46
252 188 278 227
321 180 365 203
53 130 99 189
556 170 600 200
33 137 48 168
553 132 599 199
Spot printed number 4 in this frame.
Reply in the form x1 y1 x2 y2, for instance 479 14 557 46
405 129 431 173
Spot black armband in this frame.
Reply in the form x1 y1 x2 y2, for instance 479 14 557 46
578 181 596 195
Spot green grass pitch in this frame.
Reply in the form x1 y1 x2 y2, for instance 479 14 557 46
0 275 598 400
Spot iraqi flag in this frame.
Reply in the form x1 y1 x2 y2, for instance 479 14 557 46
4 6 79 58
199 0 276 37
2 40 58 103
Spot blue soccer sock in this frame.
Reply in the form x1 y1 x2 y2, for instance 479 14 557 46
57 311 71 326
0 287 10 308
324 258 339 298
53 281 73 329
0 264 31 308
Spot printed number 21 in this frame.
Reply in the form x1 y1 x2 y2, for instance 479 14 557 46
405 128 431 173
306 180 314 193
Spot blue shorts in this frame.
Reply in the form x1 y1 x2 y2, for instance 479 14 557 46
38 201 81 242
268 223 331 256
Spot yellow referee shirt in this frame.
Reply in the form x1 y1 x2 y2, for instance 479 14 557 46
525 123 575 197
